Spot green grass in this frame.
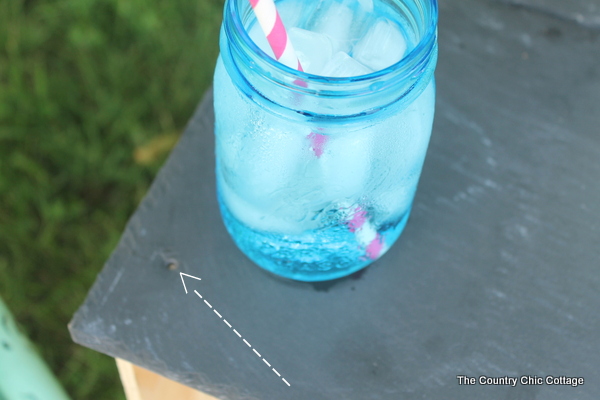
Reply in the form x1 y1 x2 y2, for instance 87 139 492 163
0 0 223 397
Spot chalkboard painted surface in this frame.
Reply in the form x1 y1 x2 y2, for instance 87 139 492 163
70 1 600 399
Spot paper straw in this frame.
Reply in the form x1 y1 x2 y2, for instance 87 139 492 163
247 0 329 157
248 0 303 71
246 0 384 261
346 206 386 260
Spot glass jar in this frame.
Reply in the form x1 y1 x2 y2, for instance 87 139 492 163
214 0 438 281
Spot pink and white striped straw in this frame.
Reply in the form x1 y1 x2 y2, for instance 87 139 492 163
346 206 386 260
246 0 385 261
248 0 303 71
247 0 327 157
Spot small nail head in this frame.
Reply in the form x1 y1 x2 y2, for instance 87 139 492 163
167 260 178 270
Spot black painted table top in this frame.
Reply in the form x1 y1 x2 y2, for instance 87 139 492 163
69 0 600 399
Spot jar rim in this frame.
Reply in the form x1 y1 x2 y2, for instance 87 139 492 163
226 0 438 85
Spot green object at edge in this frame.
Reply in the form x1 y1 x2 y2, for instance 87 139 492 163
0 296 71 400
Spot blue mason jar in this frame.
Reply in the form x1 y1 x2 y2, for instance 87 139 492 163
214 0 438 281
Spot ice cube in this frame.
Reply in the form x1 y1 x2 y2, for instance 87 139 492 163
372 178 417 221
357 0 373 13
220 178 314 234
247 128 307 199
352 18 407 71
289 27 335 75
320 130 372 200
223 120 317 233
320 51 373 77
310 2 354 53
278 0 309 29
